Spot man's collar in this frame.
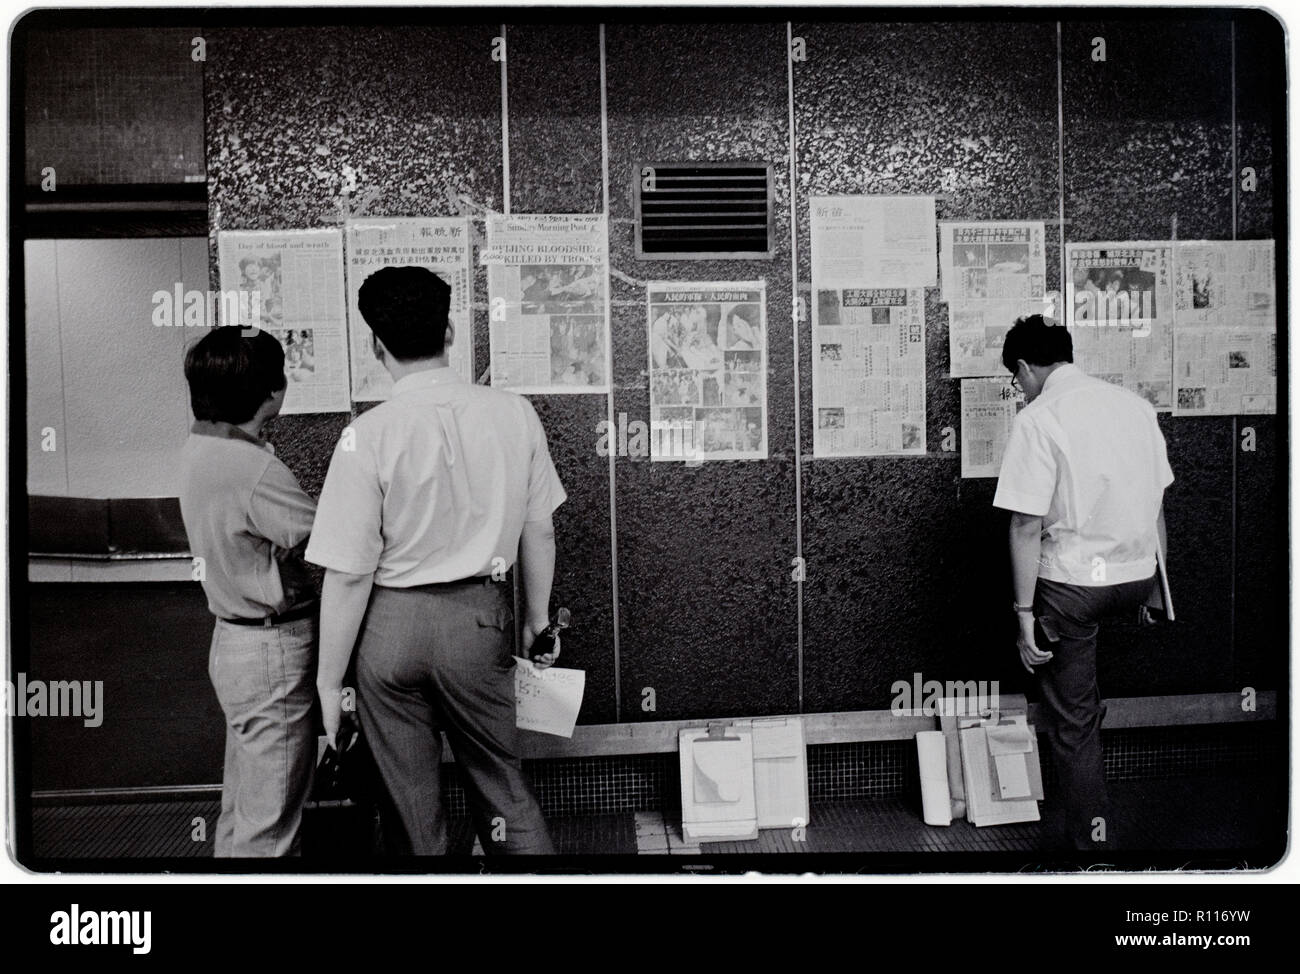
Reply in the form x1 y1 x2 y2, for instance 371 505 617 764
1039 362 1079 396
392 366 465 396
191 420 268 448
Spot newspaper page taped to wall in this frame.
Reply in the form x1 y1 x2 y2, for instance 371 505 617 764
482 213 609 394
811 287 927 457
217 228 351 414
960 377 1025 478
646 281 767 462
941 221 1047 377
344 217 474 401
1172 240 1275 416
1065 241 1174 410
809 195 937 289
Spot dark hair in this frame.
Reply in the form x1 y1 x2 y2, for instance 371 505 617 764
357 265 450 361
184 327 286 424
1001 313 1073 373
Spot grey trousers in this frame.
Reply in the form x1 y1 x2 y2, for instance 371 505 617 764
355 579 554 855
1033 574 1155 849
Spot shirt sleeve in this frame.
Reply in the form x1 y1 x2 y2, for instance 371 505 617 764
524 399 567 522
304 429 384 575
247 457 317 551
992 412 1057 516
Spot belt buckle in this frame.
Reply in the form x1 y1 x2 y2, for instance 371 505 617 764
262 614 276 628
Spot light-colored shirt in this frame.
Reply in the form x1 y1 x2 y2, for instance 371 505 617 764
305 367 567 586
178 421 317 619
993 363 1174 586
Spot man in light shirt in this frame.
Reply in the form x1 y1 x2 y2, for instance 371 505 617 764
307 266 565 855
993 315 1172 850
177 328 318 857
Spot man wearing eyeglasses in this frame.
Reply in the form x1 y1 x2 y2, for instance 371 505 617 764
993 314 1172 850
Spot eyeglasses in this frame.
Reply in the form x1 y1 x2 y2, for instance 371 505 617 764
1009 371 1022 392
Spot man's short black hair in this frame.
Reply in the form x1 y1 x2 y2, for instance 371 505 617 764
1001 313 1073 374
357 265 451 361
184 327 286 424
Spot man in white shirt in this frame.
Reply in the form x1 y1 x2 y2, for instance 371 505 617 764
307 266 566 855
993 315 1172 850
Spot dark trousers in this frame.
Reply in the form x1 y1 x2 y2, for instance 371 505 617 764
355 579 554 855
1033 574 1155 850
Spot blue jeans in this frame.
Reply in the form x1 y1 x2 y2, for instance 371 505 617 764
208 615 317 857
1033 574 1155 849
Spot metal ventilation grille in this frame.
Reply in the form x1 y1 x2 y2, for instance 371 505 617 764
635 162 773 260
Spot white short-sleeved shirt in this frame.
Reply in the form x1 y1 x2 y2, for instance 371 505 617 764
993 363 1174 586
305 367 566 586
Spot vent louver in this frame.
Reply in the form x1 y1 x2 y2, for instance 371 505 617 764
635 162 773 260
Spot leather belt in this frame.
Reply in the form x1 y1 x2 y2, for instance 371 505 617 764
221 601 318 628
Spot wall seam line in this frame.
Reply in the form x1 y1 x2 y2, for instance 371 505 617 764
600 23 623 723
1056 21 1066 307
1230 18 1238 680
500 23 511 217
500 23 523 659
786 21 805 715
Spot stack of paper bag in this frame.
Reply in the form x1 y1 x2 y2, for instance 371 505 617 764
958 713 1042 827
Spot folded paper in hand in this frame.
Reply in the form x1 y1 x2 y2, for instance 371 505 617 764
514 657 585 738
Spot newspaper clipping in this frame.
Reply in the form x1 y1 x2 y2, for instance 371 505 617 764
217 228 351 414
345 217 474 401
960 377 1025 479
1171 240 1276 416
482 213 609 394
941 221 1047 377
812 287 928 457
1065 242 1174 410
647 281 767 462
809 195 937 289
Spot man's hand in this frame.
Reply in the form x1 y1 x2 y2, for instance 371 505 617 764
318 685 344 749
522 618 561 669
1017 616 1053 673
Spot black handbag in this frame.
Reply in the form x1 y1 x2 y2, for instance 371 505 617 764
313 719 377 805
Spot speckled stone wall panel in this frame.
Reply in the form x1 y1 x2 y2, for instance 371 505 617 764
606 23 799 720
793 22 1062 710
198 16 1282 722
1234 13 1282 240
1061 20 1234 240
205 23 504 501
1063 20 1236 692
1230 13 1285 692
505 22 616 722
1233 416 1283 689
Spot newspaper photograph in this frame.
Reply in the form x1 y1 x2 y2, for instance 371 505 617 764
1065 242 1175 410
812 287 927 457
960 377 1025 478
345 218 475 400
218 228 351 414
482 213 609 394
941 222 1046 378
1173 327 1276 416
647 281 767 462
940 221 1046 304
1173 240 1275 328
810 195 937 289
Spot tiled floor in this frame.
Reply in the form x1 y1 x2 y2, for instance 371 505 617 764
27 771 1282 863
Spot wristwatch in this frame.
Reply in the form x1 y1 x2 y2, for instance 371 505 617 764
1013 602 1035 614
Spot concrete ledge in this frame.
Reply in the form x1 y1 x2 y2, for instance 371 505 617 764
32 691 1276 799
513 690 1278 759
